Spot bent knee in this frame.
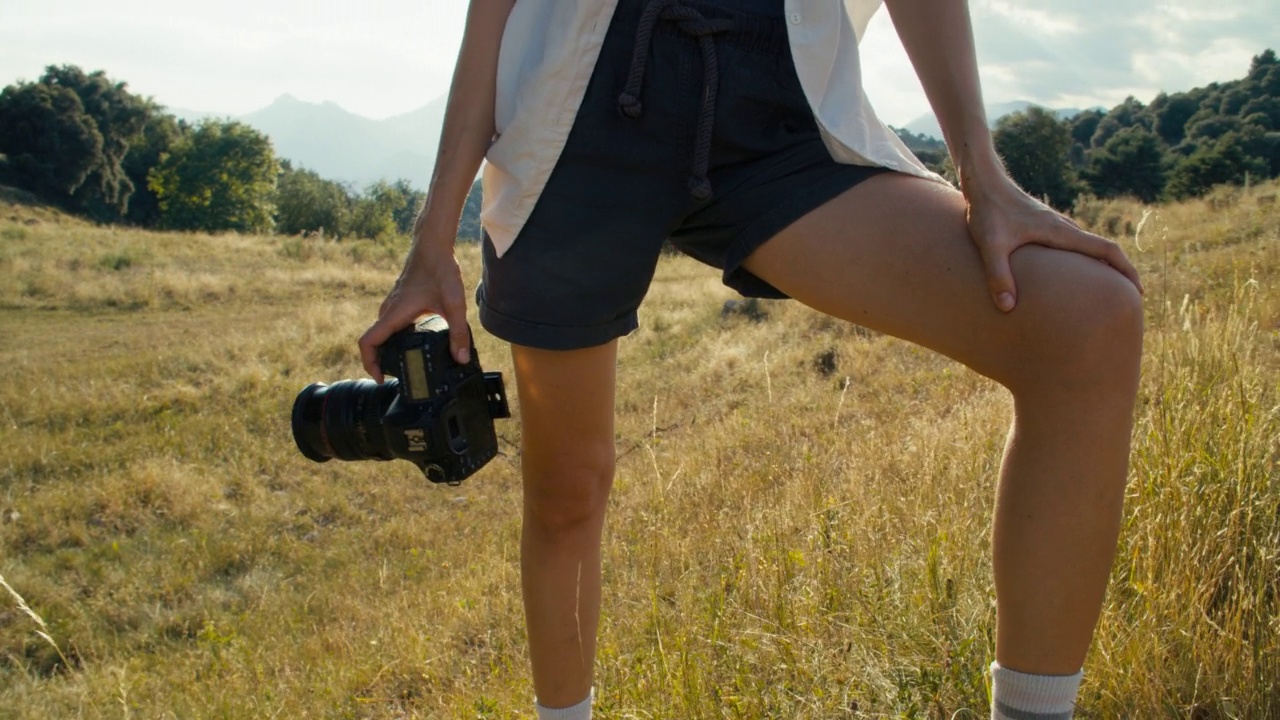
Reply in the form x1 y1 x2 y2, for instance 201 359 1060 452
1003 247 1144 393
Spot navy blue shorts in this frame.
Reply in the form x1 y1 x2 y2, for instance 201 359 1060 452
477 0 888 350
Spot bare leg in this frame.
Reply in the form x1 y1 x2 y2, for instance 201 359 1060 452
742 173 1143 673
512 341 619 706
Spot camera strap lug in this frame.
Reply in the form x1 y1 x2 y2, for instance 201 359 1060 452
483 372 512 419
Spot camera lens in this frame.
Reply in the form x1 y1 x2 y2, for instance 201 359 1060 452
291 380 398 463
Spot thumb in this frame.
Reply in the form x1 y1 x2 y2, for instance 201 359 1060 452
358 316 397 382
979 248 1018 313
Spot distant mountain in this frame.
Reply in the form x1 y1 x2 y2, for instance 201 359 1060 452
177 94 1098 186
903 101 1094 140
169 94 447 189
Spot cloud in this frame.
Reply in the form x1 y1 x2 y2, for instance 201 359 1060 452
0 0 467 117
967 0 1274 114
0 0 1275 127
980 1 1082 36
863 0 1273 125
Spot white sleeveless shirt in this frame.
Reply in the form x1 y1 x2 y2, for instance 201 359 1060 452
481 0 948 256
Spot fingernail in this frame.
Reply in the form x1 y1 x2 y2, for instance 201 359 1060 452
997 292 1015 312
456 348 470 364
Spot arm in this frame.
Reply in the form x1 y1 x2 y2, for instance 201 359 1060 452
359 0 516 377
883 0 1142 310
414 0 513 260
882 0 1001 193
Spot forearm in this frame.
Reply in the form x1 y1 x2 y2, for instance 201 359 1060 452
882 0 1007 194
410 0 515 260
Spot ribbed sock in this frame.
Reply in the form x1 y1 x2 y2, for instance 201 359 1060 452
991 662 1083 720
535 688 592 720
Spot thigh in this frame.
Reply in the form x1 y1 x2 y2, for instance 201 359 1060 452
512 341 619 502
740 171 1137 386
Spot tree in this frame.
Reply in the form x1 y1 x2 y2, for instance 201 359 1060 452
1258 66 1280 97
1152 93 1200 146
1165 130 1270 199
348 181 406 240
457 179 483 242
993 106 1079 209
1186 115 1243 142
1264 132 1280 175
1243 112 1273 132
122 108 185 227
40 65 150 219
1249 49 1278 78
0 82 102 199
388 179 425 236
343 179 427 239
1240 97 1280 128
1090 97 1147 149
1233 124 1280 175
1069 109 1105 146
274 163 352 237
148 120 279 233
1219 88 1250 116
1084 127 1165 202
0 65 153 219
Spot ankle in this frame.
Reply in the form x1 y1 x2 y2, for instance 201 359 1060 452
991 662 1083 719
536 687 593 720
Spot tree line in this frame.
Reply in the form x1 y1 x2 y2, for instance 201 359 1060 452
4 52 1277 237
0 64 485 241
898 49 1280 210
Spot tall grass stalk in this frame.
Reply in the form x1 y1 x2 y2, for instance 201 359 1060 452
0 573 71 672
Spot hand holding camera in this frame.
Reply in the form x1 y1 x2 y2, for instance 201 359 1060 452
291 316 510 485
359 247 472 378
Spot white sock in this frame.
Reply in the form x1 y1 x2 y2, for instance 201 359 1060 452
991 662 1083 719
536 688 592 720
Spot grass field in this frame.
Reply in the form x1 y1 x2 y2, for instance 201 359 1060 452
0 183 1277 718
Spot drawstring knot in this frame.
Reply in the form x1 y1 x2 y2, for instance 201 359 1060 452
688 176 713 202
617 0 732 201
617 91 643 118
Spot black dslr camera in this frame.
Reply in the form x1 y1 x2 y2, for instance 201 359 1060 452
290 316 510 485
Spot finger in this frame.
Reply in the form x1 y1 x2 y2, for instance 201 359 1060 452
441 294 472 364
360 299 426 380
978 244 1018 312
1103 243 1145 295
1045 225 1146 295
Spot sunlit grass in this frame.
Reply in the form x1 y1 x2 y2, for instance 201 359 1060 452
0 183 1277 718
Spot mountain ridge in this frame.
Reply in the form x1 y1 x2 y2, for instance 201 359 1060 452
903 100 1104 140
170 96 1098 188
171 94 447 189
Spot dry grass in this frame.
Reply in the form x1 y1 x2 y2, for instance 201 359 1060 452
0 183 1277 718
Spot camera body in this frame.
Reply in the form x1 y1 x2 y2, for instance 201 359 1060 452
291 316 510 485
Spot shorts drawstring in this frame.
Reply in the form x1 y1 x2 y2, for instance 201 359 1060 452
617 0 733 201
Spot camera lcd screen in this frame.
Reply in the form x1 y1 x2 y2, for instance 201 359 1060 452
404 348 431 401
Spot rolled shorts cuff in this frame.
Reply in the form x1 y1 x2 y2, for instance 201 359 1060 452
476 282 640 351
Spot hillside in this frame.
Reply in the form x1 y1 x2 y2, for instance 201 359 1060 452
0 186 1277 717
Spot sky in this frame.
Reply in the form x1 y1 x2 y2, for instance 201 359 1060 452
1 0 1275 127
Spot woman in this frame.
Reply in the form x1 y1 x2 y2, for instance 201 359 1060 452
360 1 1144 717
